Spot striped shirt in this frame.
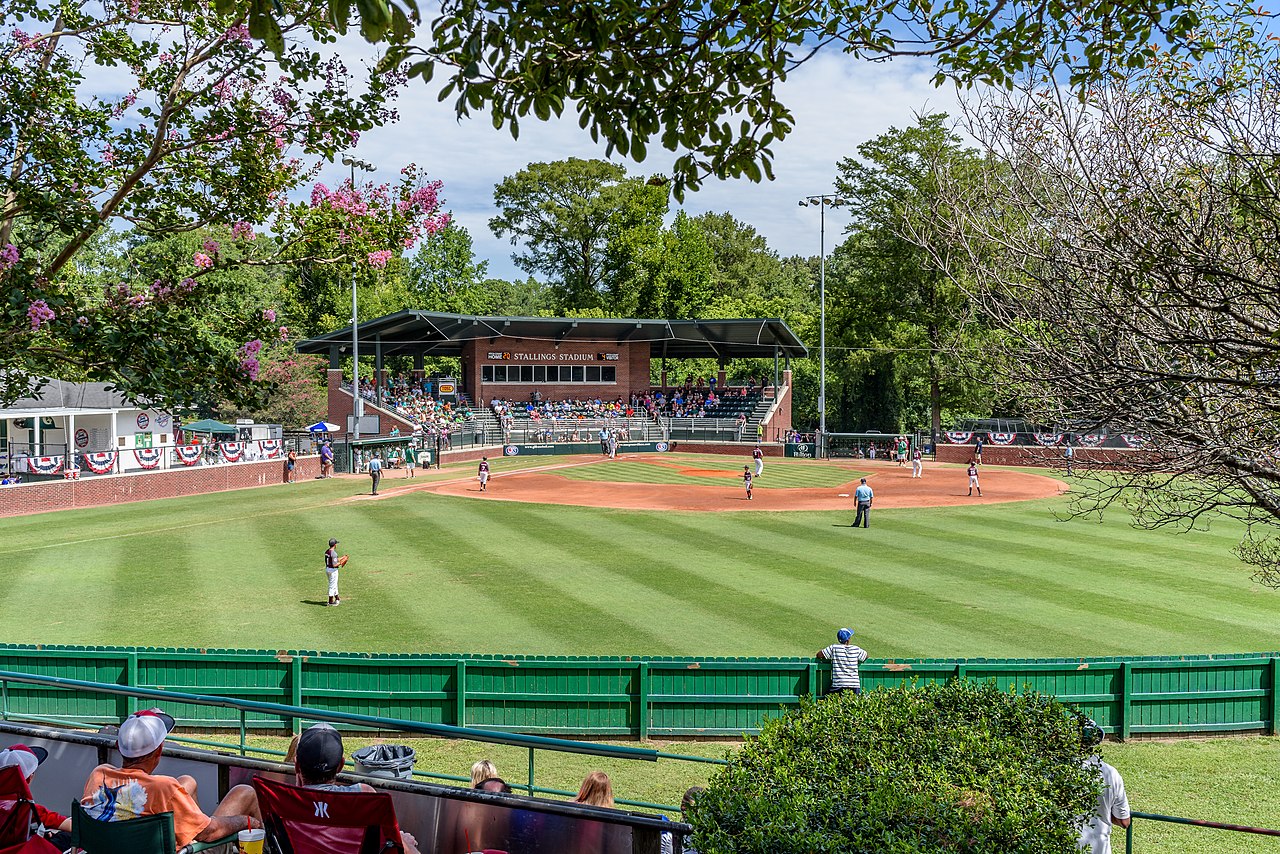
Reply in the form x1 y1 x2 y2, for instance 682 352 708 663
822 643 869 690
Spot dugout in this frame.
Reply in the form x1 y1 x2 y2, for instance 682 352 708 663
298 311 808 436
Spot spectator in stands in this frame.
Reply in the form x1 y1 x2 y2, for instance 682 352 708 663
82 708 262 849
1078 720 1130 854
293 724 422 854
0 744 72 845
817 628 868 695
470 759 499 788
573 771 615 808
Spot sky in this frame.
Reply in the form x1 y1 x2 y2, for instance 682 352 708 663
322 50 963 280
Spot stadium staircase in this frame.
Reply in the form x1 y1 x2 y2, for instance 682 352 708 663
472 408 505 444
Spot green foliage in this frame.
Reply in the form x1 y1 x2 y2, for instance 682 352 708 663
692 681 1099 854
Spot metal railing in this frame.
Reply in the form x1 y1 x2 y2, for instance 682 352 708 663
661 417 743 442
503 418 659 444
1125 810 1280 851
0 669 724 813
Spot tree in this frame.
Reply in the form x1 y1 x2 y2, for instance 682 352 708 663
489 158 668 311
690 680 1100 854
407 220 488 300
832 114 995 440
924 13 1280 583
255 0 1206 196
0 0 413 408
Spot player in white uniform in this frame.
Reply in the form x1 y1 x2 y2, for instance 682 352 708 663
324 537 345 607
967 460 981 496
752 446 764 477
478 456 490 492
742 466 754 500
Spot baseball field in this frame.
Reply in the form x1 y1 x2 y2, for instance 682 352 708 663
3 451 1280 851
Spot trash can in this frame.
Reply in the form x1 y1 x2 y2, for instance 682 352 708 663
352 744 416 780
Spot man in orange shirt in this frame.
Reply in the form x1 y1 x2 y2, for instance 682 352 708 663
81 708 261 849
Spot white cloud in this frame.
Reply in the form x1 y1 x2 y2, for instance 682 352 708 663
340 51 962 279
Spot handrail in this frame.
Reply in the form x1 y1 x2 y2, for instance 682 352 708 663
1125 810 1280 851
0 669 665 763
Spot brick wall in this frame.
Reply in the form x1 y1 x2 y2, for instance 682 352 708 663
934 444 1140 467
0 456 320 519
672 442 784 457
463 338 649 405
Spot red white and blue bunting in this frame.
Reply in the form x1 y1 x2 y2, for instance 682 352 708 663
1033 433 1064 447
988 432 1017 445
259 439 282 459
945 431 974 444
174 445 203 466
28 455 64 475
133 447 164 469
1120 434 1145 448
219 442 244 462
81 451 117 474
1077 434 1107 447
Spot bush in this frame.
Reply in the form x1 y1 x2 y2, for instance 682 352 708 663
690 680 1099 853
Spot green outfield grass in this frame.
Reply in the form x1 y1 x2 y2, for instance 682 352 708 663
0 453 1276 658
556 453 864 488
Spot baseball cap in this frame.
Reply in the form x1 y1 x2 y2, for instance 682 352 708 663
837 628 854 643
118 709 175 758
0 744 48 779
1082 718 1105 747
329 538 339 547
296 723 344 778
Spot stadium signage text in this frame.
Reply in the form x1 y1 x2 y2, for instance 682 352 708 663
487 351 620 362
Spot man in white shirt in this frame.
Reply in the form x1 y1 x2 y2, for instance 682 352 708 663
1078 721 1130 854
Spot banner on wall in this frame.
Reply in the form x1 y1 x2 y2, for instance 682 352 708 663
28 456 64 475
220 442 244 462
174 445 203 466
259 439 282 458
81 451 117 474
133 447 163 469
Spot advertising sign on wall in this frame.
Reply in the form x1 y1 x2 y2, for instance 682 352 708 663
785 442 815 458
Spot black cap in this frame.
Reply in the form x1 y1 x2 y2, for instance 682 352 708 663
297 723 344 778
329 538 339 547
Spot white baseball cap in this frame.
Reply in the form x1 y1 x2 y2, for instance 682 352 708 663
118 709 176 758
0 744 48 779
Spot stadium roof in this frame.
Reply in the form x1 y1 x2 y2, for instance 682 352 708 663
297 311 809 361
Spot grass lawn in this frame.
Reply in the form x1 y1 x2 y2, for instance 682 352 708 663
556 453 865 488
0 453 1276 658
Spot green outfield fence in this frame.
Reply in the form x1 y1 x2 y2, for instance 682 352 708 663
1 645 1278 739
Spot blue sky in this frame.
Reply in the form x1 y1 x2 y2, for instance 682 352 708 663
320 50 961 280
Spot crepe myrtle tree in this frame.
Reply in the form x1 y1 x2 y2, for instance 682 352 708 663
241 0 1206 196
0 0 443 409
920 10 1280 585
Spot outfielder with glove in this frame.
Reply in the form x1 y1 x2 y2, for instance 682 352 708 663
324 537 348 607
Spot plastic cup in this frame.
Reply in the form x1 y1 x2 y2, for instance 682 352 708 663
238 828 265 854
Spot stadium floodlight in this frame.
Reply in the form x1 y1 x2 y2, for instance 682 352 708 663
341 156 376 446
798 193 847 456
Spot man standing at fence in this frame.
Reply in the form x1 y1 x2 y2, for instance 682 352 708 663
368 452 382 495
817 628 868 696
1078 720 1130 854
852 478 873 528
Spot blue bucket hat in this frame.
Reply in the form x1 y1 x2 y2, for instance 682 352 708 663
837 628 853 643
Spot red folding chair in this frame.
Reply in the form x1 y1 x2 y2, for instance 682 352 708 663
0 766 58 854
251 777 404 854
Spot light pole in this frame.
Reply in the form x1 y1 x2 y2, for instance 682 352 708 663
798 193 845 456
342 156 375 447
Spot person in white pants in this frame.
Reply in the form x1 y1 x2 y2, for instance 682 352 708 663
911 448 923 478
324 537 344 606
753 446 764 477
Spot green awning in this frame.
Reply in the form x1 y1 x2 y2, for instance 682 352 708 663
181 418 238 434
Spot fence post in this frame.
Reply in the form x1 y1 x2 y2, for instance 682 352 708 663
807 661 819 698
289 656 303 734
638 661 650 741
125 653 139 718
1119 662 1132 741
527 747 535 796
455 659 467 728
1270 656 1280 737
1126 816 1134 853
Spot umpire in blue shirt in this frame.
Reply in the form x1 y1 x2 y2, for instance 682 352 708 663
852 478 873 528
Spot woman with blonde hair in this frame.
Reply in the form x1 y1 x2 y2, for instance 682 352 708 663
573 770 614 808
470 759 499 788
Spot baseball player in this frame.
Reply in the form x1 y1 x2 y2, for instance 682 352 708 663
324 537 347 606
742 465 754 500
911 447 923 478
967 459 982 496
752 445 764 477
896 436 908 466
478 456 490 492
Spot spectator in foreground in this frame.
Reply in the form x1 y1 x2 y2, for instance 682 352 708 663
293 723 421 854
0 744 72 846
660 786 706 854
573 771 615 808
81 708 262 848
817 628 869 696
470 759 499 788
1078 720 1130 854
475 777 513 794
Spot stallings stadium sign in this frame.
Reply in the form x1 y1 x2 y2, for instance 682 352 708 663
487 351 620 362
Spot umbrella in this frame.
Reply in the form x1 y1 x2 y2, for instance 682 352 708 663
307 421 342 433
181 418 238 434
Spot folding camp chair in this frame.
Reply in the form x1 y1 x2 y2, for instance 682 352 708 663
69 800 236 854
0 765 58 854
252 777 405 854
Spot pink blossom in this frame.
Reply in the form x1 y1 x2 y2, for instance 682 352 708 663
192 252 213 269
76 316 89 327
278 325 290 341
101 147 116 164
242 338 263 355
263 308 276 322
27 300 55 331
202 238 220 255
0 243 18 270
157 52 174 63
273 136 286 151
231 221 256 241
128 0 140 15
178 277 196 293
367 249 394 269
225 24 251 45
348 130 360 145
239 357 260 381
